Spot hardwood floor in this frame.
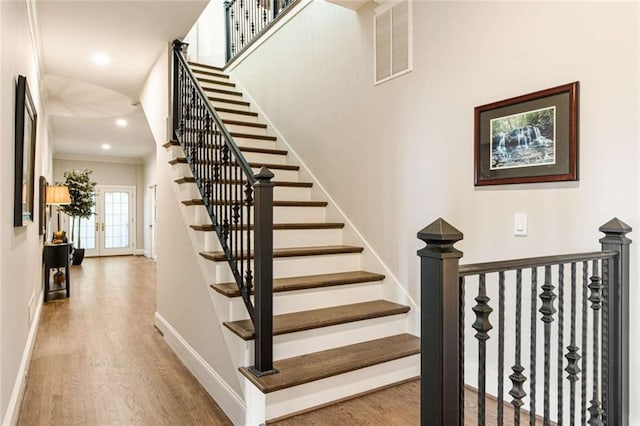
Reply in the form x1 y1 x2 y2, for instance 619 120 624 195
18 256 232 426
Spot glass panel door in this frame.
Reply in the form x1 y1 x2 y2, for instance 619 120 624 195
78 193 99 257
100 188 134 256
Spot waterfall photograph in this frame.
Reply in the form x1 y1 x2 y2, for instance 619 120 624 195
490 106 556 170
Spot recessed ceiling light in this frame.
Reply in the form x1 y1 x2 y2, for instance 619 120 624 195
115 118 128 127
92 53 110 66
101 144 111 150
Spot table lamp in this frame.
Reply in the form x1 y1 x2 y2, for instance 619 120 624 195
46 185 71 243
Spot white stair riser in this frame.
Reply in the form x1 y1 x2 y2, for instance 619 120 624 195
216 111 260 123
209 252 362 282
198 79 235 90
225 123 268 136
224 281 383 320
243 151 288 164
204 228 342 252
192 204 325 225
170 161 298 181
233 138 278 151
202 89 245 102
250 354 421 422
210 99 250 111
177 182 311 202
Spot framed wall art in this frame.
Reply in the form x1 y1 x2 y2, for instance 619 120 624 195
14 75 38 227
474 82 578 186
39 176 48 237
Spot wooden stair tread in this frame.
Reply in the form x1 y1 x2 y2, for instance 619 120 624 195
229 132 276 141
182 199 327 207
192 222 344 233
226 300 408 341
189 61 224 72
164 141 287 156
174 176 311 187
200 244 363 262
240 333 419 393
208 96 250 106
198 78 235 87
215 107 258 117
202 87 243 97
211 270 384 297
169 157 298 171
222 119 267 129
193 69 229 79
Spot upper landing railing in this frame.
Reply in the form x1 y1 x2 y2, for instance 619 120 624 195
417 217 631 425
224 0 297 63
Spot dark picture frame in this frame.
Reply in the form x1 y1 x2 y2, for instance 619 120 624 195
474 82 578 186
39 176 48 237
14 75 38 227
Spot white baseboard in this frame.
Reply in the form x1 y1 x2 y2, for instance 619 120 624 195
3 289 44 426
154 312 246 425
135 249 147 256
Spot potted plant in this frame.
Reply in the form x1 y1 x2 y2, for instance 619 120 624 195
60 169 97 265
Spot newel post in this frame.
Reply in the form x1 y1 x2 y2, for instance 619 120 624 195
600 218 632 426
250 167 277 377
171 40 188 141
418 218 463 426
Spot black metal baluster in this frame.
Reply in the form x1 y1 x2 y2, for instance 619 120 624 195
540 265 556 426
498 271 505 425
215 129 221 234
558 264 565 424
459 276 465 424
472 273 493 426
581 261 588 425
565 262 580 426
244 182 253 295
530 267 538 426
510 268 526 425
588 260 603 425
601 257 609 425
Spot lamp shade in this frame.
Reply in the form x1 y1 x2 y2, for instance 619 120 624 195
46 185 71 205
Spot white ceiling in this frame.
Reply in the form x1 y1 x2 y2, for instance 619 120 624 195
37 0 209 161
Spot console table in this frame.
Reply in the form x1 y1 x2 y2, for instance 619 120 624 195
43 243 71 301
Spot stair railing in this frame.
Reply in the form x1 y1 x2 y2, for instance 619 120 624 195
171 40 277 377
224 0 297 63
417 218 631 425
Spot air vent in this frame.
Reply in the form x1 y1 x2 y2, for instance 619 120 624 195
374 0 412 85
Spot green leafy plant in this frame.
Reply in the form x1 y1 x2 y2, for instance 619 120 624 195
60 169 97 248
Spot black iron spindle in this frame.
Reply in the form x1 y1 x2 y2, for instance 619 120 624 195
510 268 526 425
587 260 603 425
565 262 580 426
581 261 588 425
473 273 492 426
459 276 465 424
530 267 538 426
540 265 556 426
601 257 609 425
558 264 565 424
498 271 505 425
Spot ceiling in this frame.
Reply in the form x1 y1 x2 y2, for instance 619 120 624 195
37 0 209 161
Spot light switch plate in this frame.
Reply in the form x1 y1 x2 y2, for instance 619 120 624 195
514 212 527 236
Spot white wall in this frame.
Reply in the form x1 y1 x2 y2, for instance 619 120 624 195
0 0 53 422
143 154 157 258
230 0 640 422
184 0 226 67
52 158 146 252
140 45 242 407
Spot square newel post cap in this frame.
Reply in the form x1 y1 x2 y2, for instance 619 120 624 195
254 167 274 185
417 218 463 259
599 217 632 245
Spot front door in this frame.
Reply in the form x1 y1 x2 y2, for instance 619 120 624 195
78 186 135 257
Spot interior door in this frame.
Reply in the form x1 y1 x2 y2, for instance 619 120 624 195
78 186 135 257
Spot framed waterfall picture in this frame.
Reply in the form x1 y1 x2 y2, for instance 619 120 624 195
14 75 38 227
474 82 578 186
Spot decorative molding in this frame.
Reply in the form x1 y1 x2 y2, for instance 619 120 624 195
135 249 147 256
3 289 44 426
53 153 145 165
154 313 246 425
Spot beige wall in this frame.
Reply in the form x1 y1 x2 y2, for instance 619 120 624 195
231 1 640 422
0 0 53 422
140 46 243 407
52 158 146 252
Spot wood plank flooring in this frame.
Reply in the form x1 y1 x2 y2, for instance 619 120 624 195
17 256 232 426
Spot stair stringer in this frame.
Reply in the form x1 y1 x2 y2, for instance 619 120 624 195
221 73 421 335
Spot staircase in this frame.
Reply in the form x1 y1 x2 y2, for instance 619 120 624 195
164 59 420 424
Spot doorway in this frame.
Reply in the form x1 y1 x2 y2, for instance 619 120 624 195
76 185 136 257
